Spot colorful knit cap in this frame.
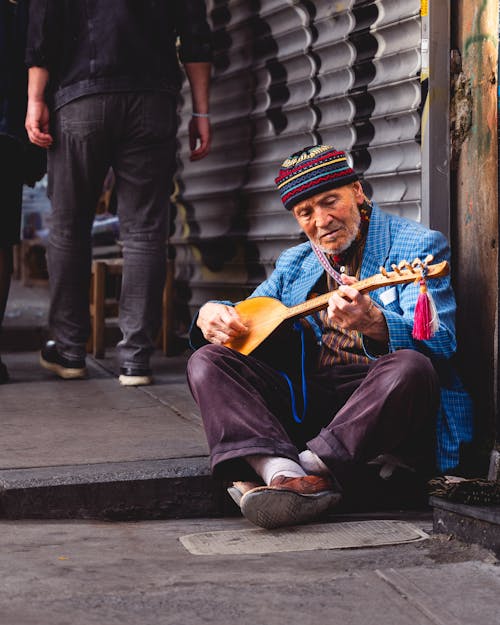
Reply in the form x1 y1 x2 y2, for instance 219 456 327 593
274 145 359 210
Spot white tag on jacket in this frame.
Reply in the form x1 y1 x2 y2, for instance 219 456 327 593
379 287 397 306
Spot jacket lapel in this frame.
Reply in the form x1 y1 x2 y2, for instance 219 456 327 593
361 202 391 280
288 247 323 306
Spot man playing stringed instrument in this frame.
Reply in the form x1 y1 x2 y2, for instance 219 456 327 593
187 145 473 529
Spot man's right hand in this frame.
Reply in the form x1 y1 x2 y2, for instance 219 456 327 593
197 302 248 345
25 67 53 148
25 98 53 147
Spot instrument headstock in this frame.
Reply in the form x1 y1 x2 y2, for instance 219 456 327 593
378 255 448 283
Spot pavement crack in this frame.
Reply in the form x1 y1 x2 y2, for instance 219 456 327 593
375 568 461 625
139 387 201 427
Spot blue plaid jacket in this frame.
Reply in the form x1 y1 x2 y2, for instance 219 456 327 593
248 202 473 473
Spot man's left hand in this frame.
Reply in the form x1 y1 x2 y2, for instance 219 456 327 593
189 116 211 161
327 275 389 343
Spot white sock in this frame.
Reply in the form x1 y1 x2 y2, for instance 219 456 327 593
246 455 306 485
298 450 330 476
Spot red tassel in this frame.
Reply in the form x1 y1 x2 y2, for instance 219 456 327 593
412 279 439 340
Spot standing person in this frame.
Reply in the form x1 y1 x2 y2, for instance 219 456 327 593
25 0 212 386
187 145 473 529
0 0 46 383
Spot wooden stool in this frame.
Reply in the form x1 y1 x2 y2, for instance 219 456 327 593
19 238 49 286
88 257 174 358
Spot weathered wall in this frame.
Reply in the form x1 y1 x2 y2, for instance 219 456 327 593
452 0 498 471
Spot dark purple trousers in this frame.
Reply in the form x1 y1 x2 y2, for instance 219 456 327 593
187 345 439 488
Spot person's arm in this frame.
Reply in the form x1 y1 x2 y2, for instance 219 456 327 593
327 229 457 359
24 0 59 148
25 66 52 147
175 0 212 161
184 62 211 161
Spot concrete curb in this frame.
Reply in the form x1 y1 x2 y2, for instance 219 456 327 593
0 457 232 520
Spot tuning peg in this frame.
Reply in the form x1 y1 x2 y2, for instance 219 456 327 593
391 263 402 275
398 260 415 272
402 260 416 273
380 266 389 277
423 254 434 265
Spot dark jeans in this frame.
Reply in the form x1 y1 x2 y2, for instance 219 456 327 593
46 92 178 366
187 345 440 488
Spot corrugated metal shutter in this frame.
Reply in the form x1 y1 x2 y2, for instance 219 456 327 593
172 0 423 324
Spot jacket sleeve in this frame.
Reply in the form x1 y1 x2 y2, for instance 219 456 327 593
174 0 212 63
25 0 60 69
376 228 458 360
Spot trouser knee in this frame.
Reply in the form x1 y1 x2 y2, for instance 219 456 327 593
187 344 228 389
391 349 437 383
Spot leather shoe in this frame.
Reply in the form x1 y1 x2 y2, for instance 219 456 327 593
40 341 87 379
236 474 341 530
268 474 335 494
119 366 153 387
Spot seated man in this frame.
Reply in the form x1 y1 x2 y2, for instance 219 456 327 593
187 144 473 529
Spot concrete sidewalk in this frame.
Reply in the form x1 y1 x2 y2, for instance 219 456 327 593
0 345 226 519
1 514 498 625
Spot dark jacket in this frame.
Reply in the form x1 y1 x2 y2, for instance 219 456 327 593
1 0 30 139
25 0 212 110
0 0 45 185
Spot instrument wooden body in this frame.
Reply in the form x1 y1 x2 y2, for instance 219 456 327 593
224 259 449 355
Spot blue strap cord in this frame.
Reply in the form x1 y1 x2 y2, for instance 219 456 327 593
278 321 308 424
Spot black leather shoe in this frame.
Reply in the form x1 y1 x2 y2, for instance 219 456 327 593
40 340 87 379
118 366 153 387
0 359 9 384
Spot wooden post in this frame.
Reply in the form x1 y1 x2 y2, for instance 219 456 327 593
90 260 106 359
453 0 499 472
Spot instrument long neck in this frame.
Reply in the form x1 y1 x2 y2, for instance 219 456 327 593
283 272 416 320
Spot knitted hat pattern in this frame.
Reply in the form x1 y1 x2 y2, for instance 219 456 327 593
274 145 359 210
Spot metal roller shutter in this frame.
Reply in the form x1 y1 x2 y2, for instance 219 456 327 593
172 0 432 322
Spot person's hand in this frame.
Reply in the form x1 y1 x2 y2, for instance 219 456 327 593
25 98 53 148
327 274 387 341
188 116 211 161
197 302 248 344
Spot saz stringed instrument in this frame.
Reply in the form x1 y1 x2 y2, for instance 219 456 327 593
224 256 449 356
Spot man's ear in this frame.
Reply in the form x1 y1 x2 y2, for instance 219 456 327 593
352 181 364 204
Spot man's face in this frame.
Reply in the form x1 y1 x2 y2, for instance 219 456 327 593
292 181 365 255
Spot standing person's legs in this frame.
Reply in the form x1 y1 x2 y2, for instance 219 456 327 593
43 96 112 372
112 92 178 384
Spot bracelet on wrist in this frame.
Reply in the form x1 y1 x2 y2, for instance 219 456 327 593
192 112 210 118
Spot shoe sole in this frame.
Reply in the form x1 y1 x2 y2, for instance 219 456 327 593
118 374 153 387
227 486 244 508
40 355 87 380
240 488 341 529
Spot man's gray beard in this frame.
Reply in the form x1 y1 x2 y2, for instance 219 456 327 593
313 227 360 256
